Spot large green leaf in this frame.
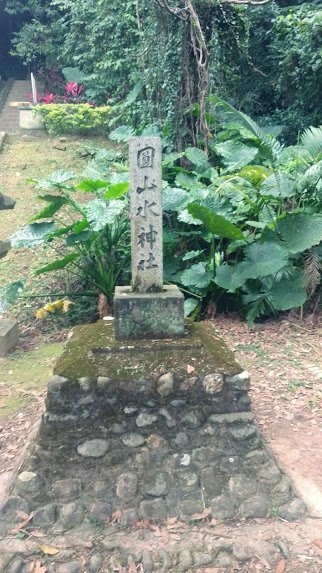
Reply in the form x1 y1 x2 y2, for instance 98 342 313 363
270 274 307 310
181 262 213 289
276 213 322 254
109 125 135 143
162 187 187 211
35 253 80 275
77 180 110 192
184 297 200 317
0 281 24 312
49 170 75 185
10 222 55 248
214 140 258 172
175 172 200 190
104 182 129 200
240 242 289 279
214 242 289 292
187 203 244 240
260 172 295 198
185 147 208 169
215 264 246 292
86 199 125 231
32 195 68 221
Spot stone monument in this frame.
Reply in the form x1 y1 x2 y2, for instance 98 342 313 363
0 139 305 572
0 192 19 356
114 137 184 339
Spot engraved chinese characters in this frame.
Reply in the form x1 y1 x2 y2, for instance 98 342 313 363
129 137 163 292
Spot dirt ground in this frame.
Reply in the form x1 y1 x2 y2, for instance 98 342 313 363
0 134 322 571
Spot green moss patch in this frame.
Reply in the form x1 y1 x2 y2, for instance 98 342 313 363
54 320 241 381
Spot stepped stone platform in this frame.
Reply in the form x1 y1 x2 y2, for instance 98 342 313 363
0 321 306 570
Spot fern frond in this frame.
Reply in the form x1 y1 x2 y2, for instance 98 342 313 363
304 159 322 180
300 126 322 159
209 95 283 162
303 247 322 296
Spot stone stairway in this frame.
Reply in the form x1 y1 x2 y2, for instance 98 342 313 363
0 79 32 134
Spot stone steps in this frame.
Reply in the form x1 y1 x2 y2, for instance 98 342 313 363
0 79 35 134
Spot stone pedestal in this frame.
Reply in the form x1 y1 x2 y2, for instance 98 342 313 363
0 320 305 537
114 284 184 339
0 319 19 357
19 107 44 130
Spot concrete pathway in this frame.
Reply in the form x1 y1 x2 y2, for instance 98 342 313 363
0 80 32 134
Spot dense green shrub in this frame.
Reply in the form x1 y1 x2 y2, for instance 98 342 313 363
35 104 113 135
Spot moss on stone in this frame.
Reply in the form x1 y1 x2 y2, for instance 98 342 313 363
54 320 242 382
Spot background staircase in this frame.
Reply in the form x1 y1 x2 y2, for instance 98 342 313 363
0 80 32 135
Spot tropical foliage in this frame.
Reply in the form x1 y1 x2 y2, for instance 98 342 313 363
5 103 322 322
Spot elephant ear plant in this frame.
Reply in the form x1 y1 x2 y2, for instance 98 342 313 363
6 168 131 313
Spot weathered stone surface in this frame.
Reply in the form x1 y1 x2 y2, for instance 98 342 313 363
77 439 108 458
47 375 68 394
179 500 204 520
194 552 213 567
202 373 224 394
278 498 306 520
0 496 29 531
136 412 158 427
230 425 258 441
0 240 11 259
52 479 82 501
78 377 91 391
129 136 163 292
0 192 15 210
229 474 257 499
271 479 292 504
88 501 112 523
59 501 84 529
201 467 225 498
225 370 250 390
88 553 103 573
239 495 268 518
179 550 193 571
7 557 24 573
180 377 197 391
232 544 252 562
122 433 145 448
0 320 18 357
142 473 168 497
120 508 139 526
116 472 138 501
157 372 174 397
146 433 168 450
97 376 111 390
173 432 189 448
258 464 282 485
32 503 57 529
140 498 167 521
114 286 185 340
142 549 154 573
211 495 236 519
16 471 44 496
56 561 82 573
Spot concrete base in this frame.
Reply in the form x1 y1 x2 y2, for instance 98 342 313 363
114 284 184 340
19 108 44 130
0 319 19 357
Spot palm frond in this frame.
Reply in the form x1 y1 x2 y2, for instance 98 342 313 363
300 126 322 159
209 95 283 162
304 247 322 296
